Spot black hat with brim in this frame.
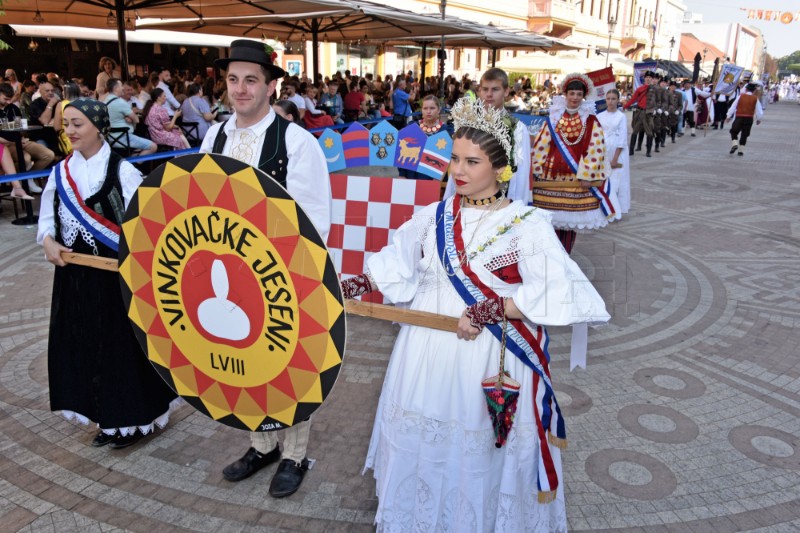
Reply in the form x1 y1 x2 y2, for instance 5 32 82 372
215 39 286 79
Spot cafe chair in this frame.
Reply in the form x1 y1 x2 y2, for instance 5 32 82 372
106 127 134 157
179 121 201 147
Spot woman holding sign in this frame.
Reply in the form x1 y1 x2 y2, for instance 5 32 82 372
341 97 609 532
37 98 179 449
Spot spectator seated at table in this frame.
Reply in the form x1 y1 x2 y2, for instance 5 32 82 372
319 80 344 124
179 83 218 142
104 78 157 156
142 88 190 150
301 85 334 132
0 143 34 200
0 82 55 194
343 80 367 121
283 82 306 121
53 81 82 157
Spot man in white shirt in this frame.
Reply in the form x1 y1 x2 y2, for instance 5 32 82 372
156 68 181 117
200 39 331 499
444 68 532 204
283 82 306 120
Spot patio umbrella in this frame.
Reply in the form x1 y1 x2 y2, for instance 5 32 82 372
136 0 485 79
692 52 701 83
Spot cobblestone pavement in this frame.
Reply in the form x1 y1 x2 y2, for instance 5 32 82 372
1 101 799 532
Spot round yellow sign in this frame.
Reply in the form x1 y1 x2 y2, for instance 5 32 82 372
119 154 345 431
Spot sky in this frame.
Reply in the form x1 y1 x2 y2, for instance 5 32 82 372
683 0 799 58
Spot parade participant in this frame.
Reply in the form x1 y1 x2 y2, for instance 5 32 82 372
696 80 714 129
418 94 445 135
681 80 695 136
342 96 609 532
623 70 656 157
712 91 729 130
667 81 682 144
444 68 531 203
200 39 331 498
726 82 763 157
597 89 628 215
652 74 667 151
36 98 179 449
531 73 611 254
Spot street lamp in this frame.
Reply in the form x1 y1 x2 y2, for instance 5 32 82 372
439 0 447 98
605 17 617 67
669 36 675 61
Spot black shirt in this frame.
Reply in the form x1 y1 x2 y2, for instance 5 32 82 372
29 98 49 126
0 104 21 121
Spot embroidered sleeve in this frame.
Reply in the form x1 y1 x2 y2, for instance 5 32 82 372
531 125 552 177
577 121 605 182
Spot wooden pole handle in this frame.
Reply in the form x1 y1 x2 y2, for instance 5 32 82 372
61 252 460 332
61 252 119 272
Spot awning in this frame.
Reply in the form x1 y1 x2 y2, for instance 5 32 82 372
9 24 266 49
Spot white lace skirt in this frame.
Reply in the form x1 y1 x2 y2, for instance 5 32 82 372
364 285 568 533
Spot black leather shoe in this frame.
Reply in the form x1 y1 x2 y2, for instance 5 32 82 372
91 431 115 447
223 446 280 482
109 430 147 449
269 458 309 498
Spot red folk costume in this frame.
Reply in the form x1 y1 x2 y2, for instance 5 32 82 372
531 73 613 235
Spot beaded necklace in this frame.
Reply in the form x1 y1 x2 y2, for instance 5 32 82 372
557 110 588 147
420 120 443 135
463 189 504 207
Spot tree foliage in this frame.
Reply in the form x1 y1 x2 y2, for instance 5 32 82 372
776 51 800 70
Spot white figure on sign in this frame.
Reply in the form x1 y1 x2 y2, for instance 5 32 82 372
198 259 250 341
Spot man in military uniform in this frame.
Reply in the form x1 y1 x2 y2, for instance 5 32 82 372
655 74 671 151
667 80 682 143
623 70 657 157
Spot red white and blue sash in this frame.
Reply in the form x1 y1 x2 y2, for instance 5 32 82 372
55 157 121 252
436 197 566 502
546 116 616 218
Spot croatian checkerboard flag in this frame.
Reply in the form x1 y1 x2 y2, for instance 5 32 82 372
327 174 441 303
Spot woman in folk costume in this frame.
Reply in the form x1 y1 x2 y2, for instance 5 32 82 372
596 89 629 215
531 73 614 255
37 98 179 449
341 97 610 532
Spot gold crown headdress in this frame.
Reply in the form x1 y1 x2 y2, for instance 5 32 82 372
450 97 514 168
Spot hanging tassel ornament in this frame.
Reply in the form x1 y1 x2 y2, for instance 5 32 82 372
481 315 520 448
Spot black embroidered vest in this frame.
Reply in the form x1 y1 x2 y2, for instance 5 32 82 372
54 151 125 258
212 115 290 188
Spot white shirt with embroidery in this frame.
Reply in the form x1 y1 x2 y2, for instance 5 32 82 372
200 108 331 241
37 142 142 246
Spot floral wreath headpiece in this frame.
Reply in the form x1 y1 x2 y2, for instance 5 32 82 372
450 97 516 179
559 72 595 97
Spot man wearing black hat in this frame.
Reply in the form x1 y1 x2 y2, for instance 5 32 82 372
200 39 331 498
623 70 657 157
667 80 682 144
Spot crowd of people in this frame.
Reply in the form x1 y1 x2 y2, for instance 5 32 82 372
3 42 775 531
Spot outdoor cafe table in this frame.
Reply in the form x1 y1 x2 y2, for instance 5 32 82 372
0 124 43 225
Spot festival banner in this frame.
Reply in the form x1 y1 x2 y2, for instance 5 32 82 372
743 70 753 82
368 120 399 167
633 61 658 90
118 154 346 432
318 129 346 173
587 67 616 113
740 8 799 24
714 64 745 95
417 131 452 180
393 122 428 173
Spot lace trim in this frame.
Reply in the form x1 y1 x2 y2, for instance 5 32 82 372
58 397 184 436
57 203 96 249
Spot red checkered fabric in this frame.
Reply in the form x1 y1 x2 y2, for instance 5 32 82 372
328 174 441 303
